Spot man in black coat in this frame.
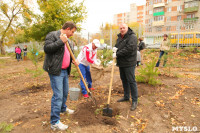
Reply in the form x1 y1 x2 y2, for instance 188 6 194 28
43 21 79 131
113 23 138 111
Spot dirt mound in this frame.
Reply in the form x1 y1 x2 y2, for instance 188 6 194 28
71 97 119 126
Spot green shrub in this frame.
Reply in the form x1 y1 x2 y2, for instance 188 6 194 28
97 49 112 67
26 43 44 86
136 59 161 86
0 122 13 133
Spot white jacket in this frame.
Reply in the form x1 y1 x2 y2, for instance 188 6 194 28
77 43 97 66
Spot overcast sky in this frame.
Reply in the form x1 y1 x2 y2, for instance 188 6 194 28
79 0 146 35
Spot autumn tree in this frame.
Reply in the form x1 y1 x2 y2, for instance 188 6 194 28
28 0 87 41
89 23 119 47
0 0 34 55
128 22 144 38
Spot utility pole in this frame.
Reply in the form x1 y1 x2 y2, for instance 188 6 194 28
88 32 90 44
110 24 112 47
139 23 142 38
177 20 180 49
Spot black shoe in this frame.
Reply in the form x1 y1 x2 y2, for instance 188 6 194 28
130 102 137 111
117 97 129 102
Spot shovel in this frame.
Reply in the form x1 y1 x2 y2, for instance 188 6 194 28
64 39 97 106
103 58 115 117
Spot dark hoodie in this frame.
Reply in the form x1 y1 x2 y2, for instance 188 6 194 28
115 27 138 67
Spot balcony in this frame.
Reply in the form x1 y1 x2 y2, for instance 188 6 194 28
152 21 164 26
153 3 165 8
184 17 199 22
184 6 199 13
153 11 165 16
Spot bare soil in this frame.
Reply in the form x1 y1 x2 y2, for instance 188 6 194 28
0 50 199 133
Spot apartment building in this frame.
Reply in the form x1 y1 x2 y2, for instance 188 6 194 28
113 3 145 26
113 12 129 26
145 0 200 44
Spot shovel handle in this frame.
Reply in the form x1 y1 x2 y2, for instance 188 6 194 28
65 41 91 94
107 58 115 104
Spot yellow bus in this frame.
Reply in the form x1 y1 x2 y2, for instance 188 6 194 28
170 32 200 47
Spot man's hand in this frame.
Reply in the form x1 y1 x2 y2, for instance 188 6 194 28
113 52 116 59
112 47 118 53
60 33 68 44
72 60 79 66
112 47 118 59
94 59 101 66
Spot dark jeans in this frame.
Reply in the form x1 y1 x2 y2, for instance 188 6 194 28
156 51 168 67
16 53 21 61
119 66 138 102
48 70 69 124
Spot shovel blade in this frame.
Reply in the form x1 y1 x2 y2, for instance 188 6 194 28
103 106 113 117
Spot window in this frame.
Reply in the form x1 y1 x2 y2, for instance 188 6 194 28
185 34 194 39
166 26 171 31
187 14 195 18
156 27 162 32
167 7 171 12
149 10 153 14
177 15 182 21
154 7 164 13
167 17 171 21
176 26 181 30
185 3 188 8
175 34 183 39
150 18 153 23
196 34 200 38
148 28 152 32
177 5 182 11
154 16 164 21
167 0 172 3
150 0 153 5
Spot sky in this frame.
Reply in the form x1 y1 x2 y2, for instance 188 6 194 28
78 0 146 35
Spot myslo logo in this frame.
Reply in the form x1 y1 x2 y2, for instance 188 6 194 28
172 126 198 132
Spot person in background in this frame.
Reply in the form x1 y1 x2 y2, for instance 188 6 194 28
43 21 79 131
155 34 170 67
15 46 21 61
113 23 138 111
138 37 145 65
23 45 27 60
77 39 101 98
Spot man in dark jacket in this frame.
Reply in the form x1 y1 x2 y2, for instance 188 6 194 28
113 23 138 111
43 21 79 131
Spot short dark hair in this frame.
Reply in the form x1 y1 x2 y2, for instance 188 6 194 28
62 21 77 30
139 38 143 41
163 34 168 37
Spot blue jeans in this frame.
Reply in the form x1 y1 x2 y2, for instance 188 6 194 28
156 50 168 67
48 70 69 124
79 64 92 94
119 66 138 102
